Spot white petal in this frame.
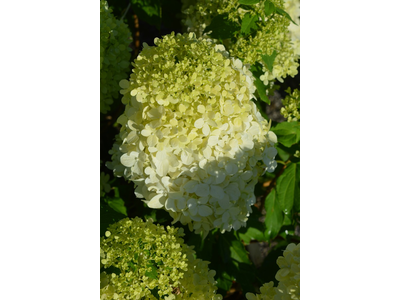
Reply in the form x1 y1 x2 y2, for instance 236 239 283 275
226 183 240 201
225 162 238 175
187 199 198 215
120 152 137 167
217 194 231 209
177 197 187 210
210 185 225 199
147 194 165 208
183 180 198 193
165 198 176 212
198 205 213 217
267 131 278 144
195 183 210 197
194 118 205 129
265 146 278 159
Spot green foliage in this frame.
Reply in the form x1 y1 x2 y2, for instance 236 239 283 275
100 198 126 237
237 209 266 244
271 121 300 148
241 12 259 36
261 50 278 72
204 14 240 40
264 0 276 16
276 162 299 215
264 188 284 241
239 0 261 5
275 6 298 25
130 0 162 29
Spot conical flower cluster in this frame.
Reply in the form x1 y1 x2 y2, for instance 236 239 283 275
107 32 278 235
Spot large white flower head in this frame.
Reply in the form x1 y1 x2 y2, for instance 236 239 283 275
181 0 299 86
107 32 278 236
100 217 222 299
100 0 131 114
246 243 300 300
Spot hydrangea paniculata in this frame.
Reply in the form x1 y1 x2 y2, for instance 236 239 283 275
246 243 300 300
100 0 132 114
100 217 222 299
181 0 299 86
107 32 278 235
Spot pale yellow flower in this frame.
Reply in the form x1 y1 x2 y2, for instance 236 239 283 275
107 32 278 236
100 218 222 299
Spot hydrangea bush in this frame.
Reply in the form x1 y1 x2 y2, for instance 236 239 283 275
107 32 278 236
100 0 132 114
100 0 300 298
100 217 222 299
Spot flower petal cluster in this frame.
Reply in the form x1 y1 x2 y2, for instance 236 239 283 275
100 217 222 299
107 32 278 235
246 243 300 300
284 0 300 57
100 0 132 114
280 88 300 122
181 0 299 86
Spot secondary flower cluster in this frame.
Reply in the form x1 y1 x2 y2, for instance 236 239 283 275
280 88 300 122
246 243 300 300
100 218 222 299
181 0 299 86
100 0 131 114
107 32 278 236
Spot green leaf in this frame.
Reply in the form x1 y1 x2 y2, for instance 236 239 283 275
204 14 240 40
261 50 277 72
275 142 300 162
241 12 259 35
294 162 300 213
237 209 266 244
276 162 298 214
271 121 300 148
264 0 276 16
275 7 298 25
100 199 126 237
215 268 234 293
105 196 128 216
264 188 284 241
239 0 260 4
145 263 158 280
250 63 270 104
131 0 162 30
